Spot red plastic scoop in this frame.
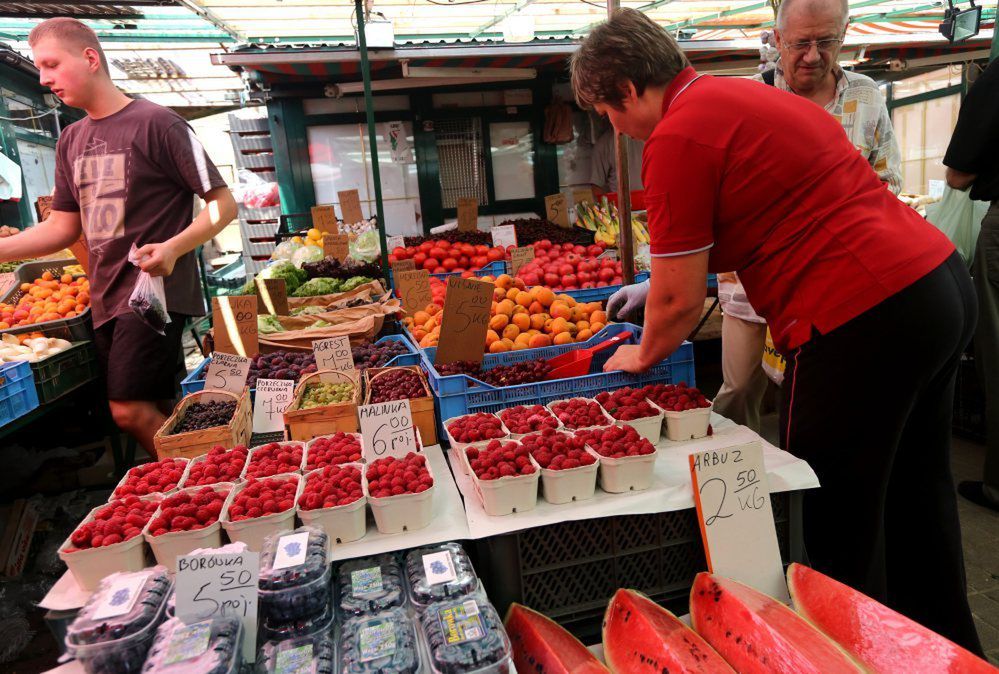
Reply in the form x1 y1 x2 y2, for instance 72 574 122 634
545 331 634 380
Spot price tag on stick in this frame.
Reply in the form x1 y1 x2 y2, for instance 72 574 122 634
313 336 355 374
396 269 432 315
545 193 570 228
386 235 406 252
689 441 790 602
254 278 288 316
358 399 417 461
490 224 517 250
573 187 595 206
456 198 478 232
253 378 296 433
311 205 338 235
509 246 535 276
176 551 259 663
435 276 492 365
205 352 251 395
324 233 350 261
391 259 416 274
212 296 258 358
338 189 364 226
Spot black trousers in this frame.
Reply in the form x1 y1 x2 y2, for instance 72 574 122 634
780 251 983 655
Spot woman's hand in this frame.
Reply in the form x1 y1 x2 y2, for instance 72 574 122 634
603 344 649 373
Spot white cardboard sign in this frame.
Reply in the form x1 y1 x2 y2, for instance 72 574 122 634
358 399 417 461
312 336 356 375
175 551 260 663
689 441 790 602
490 224 517 250
386 235 406 252
253 378 296 433
204 352 251 395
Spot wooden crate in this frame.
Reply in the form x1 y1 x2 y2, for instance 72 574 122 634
285 370 362 441
363 365 438 446
154 389 251 460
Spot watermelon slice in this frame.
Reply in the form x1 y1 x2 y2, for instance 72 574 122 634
690 572 863 673
505 603 609 674
602 588 734 673
788 563 997 673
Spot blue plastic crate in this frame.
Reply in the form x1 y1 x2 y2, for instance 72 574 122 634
549 270 650 304
181 335 420 396
0 361 40 427
420 323 696 431
388 260 507 290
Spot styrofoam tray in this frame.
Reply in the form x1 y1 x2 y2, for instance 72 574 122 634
244 440 307 478
110 458 192 500
297 463 368 551
497 405 562 440
585 446 658 493
143 482 235 572
221 472 303 552
466 446 541 516
662 403 713 441
303 432 365 472
545 397 615 432
366 454 436 534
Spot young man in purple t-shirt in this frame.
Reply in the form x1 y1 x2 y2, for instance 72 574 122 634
0 18 237 455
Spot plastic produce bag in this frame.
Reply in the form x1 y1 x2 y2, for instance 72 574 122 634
128 244 170 334
925 186 990 266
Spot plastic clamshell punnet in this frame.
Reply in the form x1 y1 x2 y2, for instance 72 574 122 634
340 607 424 674
405 543 479 611
418 594 513 674
139 615 243 673
336 554 408 619
257 631 336 674
258 526 332 623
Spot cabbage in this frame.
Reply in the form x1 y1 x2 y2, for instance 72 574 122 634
260 260 307 293
291 245 324 268
292 277 342 297
257 314 285 334
292 305 326 316
350 229 380 262
272 240 303 261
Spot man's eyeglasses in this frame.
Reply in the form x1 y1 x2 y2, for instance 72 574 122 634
782 38 843 54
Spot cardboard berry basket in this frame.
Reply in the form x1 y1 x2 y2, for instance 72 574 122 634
465 444 541 516
363 365 438 446
142 482 235 573
153 389 251 460
662 402 713 441
497 405 563 441
598 399 664 444
57 495 162 591
582 445 658 493
184 449 250 487
443 412 512 461
367 433 434 534
244 440 307 478
220 472 303 552
544 397 615 433
284 369 362 441
296 463 368 550
303 432 364 472
110 457 192 500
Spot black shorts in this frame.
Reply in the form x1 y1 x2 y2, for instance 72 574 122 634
94 312 187 401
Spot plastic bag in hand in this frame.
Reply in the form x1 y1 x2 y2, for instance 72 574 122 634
127 244 170 334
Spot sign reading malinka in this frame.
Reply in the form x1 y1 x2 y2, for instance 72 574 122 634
689 441 790 602
358 399 417 461
573 187 595 206
175 551 259 662
456 198 478 232
310 205 338 234
391 259 416 273
338 189 364 225
253 378 296 433
312 336 355 374
204 352 251 395
212 295 258 358
509 246 535 276
435 277 492 365
545 193 570 228
396 269 432 315
254 277 288 316
323 233 350 261
491 224 517 250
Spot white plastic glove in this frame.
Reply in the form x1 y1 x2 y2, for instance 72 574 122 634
606 279 650 321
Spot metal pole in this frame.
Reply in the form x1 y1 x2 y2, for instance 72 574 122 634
356 0 390 282
606 0 636 284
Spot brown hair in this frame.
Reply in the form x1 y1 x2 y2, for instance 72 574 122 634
571 8 690 110
28 17 109 75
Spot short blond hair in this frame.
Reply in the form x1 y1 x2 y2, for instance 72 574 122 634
28 17 109 75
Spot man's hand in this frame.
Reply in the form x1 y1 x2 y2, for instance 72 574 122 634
603 344 648 373
946 167 976 192
607 280 650 321
134 242 179 277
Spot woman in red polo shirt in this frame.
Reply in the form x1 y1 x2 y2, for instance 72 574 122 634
573 8 981 653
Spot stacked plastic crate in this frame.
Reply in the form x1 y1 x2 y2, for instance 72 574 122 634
229 112 279 275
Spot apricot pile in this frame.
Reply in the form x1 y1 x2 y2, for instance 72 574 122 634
0 271 90 329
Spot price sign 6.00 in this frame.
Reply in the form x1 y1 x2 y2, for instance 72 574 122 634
358 399 417 461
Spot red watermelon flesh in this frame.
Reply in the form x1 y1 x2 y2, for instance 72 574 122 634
505 603 610 674
602 588 734 674
788 563 998 673
690 572 863 674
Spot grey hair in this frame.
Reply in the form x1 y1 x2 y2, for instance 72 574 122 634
776 0 850 30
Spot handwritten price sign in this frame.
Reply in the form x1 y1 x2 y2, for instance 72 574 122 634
313 336 355 374
211 295 258 358
205 352 250 395
253 378 295 433
396 269 432 315
435 277 492 365
359 399 417 461
176 551 259 662
689 441 789 602
545 193 570 228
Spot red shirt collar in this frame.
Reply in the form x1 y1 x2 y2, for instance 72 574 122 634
660 66 700 117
